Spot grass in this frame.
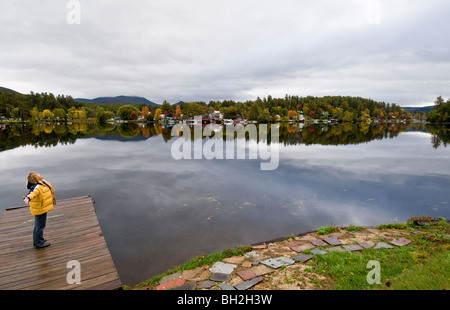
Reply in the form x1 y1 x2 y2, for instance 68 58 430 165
309 219 450 290
316 225 339 235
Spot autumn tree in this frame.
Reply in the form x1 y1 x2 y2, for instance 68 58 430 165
288 110 298 119
141 106 149 118
154 108 162 120
43 109 52 119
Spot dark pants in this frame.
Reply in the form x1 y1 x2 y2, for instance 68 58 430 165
33 212 47 248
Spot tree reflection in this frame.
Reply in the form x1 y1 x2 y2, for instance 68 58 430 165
0 121 447 152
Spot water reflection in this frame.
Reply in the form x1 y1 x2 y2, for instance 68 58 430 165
2 121 448 152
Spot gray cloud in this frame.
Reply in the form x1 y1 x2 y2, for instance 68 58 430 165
1 0 449 106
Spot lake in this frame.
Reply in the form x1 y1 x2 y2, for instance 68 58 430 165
1 121 449 285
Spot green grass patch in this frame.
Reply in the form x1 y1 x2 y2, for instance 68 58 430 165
341 225 364 232
317 225 339 235
387 250 450 289
310 222 450 290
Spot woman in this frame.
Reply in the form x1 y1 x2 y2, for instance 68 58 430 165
23 172 55 249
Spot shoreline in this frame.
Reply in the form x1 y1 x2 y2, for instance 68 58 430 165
126 217 449 290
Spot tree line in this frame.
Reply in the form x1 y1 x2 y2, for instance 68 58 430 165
2 121 429 153
427 96 450 123
1 89 448 123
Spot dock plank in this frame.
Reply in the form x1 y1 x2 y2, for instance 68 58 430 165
0 196 121 290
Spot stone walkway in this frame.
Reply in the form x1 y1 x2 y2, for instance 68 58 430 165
151 227 414 290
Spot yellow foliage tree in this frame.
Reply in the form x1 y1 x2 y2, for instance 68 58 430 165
154 108 162 120
141 106 149 117
43 109 52 119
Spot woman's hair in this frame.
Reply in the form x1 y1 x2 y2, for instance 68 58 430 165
27 172 39 184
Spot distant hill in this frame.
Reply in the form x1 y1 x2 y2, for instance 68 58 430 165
402 106 435 113
0 86 22 95
75 95 159 106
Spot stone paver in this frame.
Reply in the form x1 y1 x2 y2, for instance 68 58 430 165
324 237 342 246
291 243 315 253
150 226 418 291
374 242 394 249
209 262 237 274
311 248 328 255
261 257 296 269
292 254 313 263
358 241 375 249
210 273 231 282
237 269 258 281
311 239 328 246
218 283 235 290
244 251 261 259
234 276 263 290
156 278 186 290
173 282 196 290
197 281 215 289
343 244 364 251
391 237 411 247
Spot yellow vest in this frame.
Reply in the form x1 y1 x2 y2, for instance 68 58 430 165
27 180 55 216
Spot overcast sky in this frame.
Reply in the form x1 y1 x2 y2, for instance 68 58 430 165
1 0 449 106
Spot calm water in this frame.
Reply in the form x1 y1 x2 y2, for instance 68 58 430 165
1 122 449 285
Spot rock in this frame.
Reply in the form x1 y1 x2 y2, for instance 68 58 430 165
209 262 237 274
292 254 314 263
218 283 236 290
290 243 315 253
311 248 328 255
323 237 342 246
260 257 295 269
310 239 328 246
391 237 411 247
156 278 186 290
357 241 375 248
234 276 263 290
210 273 231 282
172 282 196 290
197 281 215 289
374 242 393 249
342 244 364 251
326 246 346 252
237 269 259 281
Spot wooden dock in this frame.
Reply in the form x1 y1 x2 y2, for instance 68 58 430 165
0 195 121 290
